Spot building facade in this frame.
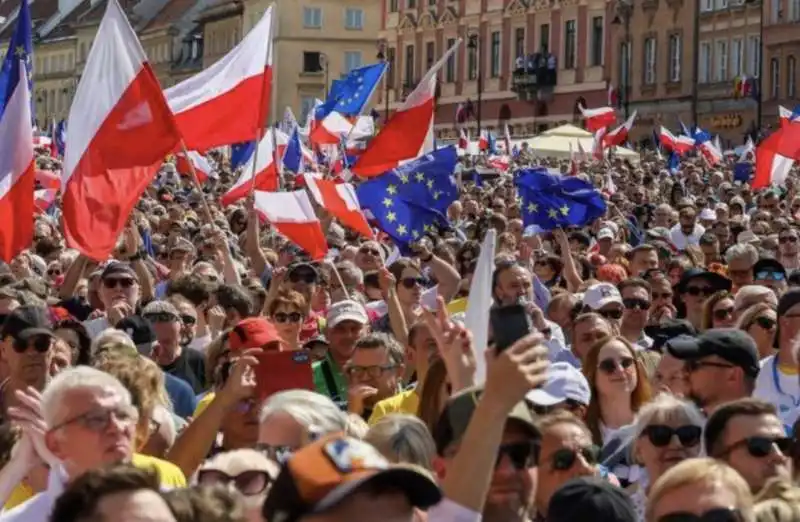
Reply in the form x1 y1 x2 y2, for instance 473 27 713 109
379 0 612 142
762 0 799 122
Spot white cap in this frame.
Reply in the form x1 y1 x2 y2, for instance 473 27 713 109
737 230 760 244
582 283 623 310
526 362 591 406
699 208 716 221
597 228 614 241
326 300 369 328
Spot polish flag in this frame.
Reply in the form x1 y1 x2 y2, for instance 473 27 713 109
753 125 800 188
309 112 355 146
658 126 694 155
579 105 617 132
62 0 181 260
34 188 58 214
486 155 510 172
458 128 469 150
592 127 607 160
253 190 328 260
35 168 61 189
32 134 52 147
607 85 619 107
602 111 637 148
779 105 800 128
478 130 490 151
0 64 35 262
738 136 755 162
304 174 373 239
351 40 462 177
221 129 288 206
166 6 273 151
176 151 216 183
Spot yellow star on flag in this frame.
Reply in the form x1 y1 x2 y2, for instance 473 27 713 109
548 208 558 219
415 172 425 182
382 197 393 208
423 224 432 233
387 184 398 195
527 202 538 213
411 230 420 239
560 205 569 216
432 191 441 200
386 211 397 223
397 224 408 236
399 173 410 184
14 45 25 58
426 179 434 190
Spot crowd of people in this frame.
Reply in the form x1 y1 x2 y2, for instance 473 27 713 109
0 142 798 522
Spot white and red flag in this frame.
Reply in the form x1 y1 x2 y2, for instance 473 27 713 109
351 40 461 177
166 6 273 151
0 63 35 261
602 111 637 148
303 174 373 239
62 0 181 260
176 151 216 183
253 190 328 260
579 105 617 133
221 129 288 206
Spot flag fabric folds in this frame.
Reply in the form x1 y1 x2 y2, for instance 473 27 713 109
231 141 256 170
62 0 182 260
176 151 216 183
222 129 288 205
0 0 32 121
515 167 607 230
753 125 800 188
602 111 637 148
253 190 328 260
579 105 616 132
165 6 273 151
304 174 373 239
315 63 386 118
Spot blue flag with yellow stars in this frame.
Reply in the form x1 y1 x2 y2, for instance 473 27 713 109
356 147 458 248
0 0 33 121
515 167 607 230
316 63 387 119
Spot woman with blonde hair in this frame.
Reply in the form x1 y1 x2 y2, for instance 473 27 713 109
701 291 736 331
753 479 800 522
737 303 778 360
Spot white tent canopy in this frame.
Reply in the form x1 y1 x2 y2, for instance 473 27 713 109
518 124 640 162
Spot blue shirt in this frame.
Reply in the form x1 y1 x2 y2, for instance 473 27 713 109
163 372 197 418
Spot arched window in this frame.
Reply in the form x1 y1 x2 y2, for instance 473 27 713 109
788 56 796 99
499 103 512 121
771 57 780 99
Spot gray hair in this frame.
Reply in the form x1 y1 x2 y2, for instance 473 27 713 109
631 393 705 453
725 243 759 266
41 367 132 426
258 390 347 436
335 260 364 286
364 414 436 470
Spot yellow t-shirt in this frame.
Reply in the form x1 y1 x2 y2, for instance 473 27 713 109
368 389 420 426
193 392 216 418
2 453 186 511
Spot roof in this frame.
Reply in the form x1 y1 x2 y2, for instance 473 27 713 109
195 0 241 23
40 0 91 39
0 0 61 40
139 0 195 32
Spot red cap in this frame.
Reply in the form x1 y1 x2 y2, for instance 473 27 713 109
228 317 282 351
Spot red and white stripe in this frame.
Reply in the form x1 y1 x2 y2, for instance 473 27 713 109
253 190 328 260
176 151 217 183
579 105 617 133
221 129 288 206
602 111 637 148
304 174 372 239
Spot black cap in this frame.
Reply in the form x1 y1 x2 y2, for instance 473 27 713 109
0 306 54 342
645 319 697 353
115 315 156 355
546 476 636 522
675 268 732 294
101 262 139 282
666 328 760 378
778 288 800 317
753 258 787 279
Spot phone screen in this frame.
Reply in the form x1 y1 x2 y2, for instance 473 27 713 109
490 304 533 353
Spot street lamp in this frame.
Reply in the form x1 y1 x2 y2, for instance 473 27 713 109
612 0 632 119
377 39 391 122
467 30 483 139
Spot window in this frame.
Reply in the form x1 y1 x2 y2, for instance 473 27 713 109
539 23 550 52
302 51 322 73
699 41 711 83
668 33 681 81
303 7 322 28
771 57 780 98
730 38 743 77
770 0 780 22
301 96 316 121
715 0 728 9
387 47 396 86
468 41 477 80
408 0 416 7
490 31 501 77
619 42 630 92
790 0 800 20
701 0 713 11
345 8 364 29
788 56 797 97
563 20 576 69
715 39 728 81
405 44 415 85
425 41 435 68
345 51 362 73
446 38 456 82
590 16 603 66
644 37 656 85
429 0 437 5
390 0 398 12
514 28 525 61
748 35 761 76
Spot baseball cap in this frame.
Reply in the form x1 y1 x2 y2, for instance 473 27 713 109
0 306 54 342
666 328 760 378
432 385 538 455
753 258 787 280
644 319 697 353
326 300 369 329
262 435 441 522
228 317 282 351
141 300 181 321
115 315 156 355
699 208 716 221
101 262 139 282
597 228 614 241
547 476 636 522
582 283 623 311
526 362 591 407
675 268 731 294
287 262 319 279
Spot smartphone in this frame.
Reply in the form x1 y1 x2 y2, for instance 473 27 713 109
490 304 533 353
252 350 315 400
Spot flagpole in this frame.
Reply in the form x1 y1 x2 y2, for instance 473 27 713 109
249 2 276 197
179 139 214 225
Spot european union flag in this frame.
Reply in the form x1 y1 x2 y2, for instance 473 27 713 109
356 148 458 248
282 129 304 173
317 63 387 119
0 0 33 121
389 146 459 214
55 119 67 156
515 167 607 230
734 162 752 183
231 141 255 170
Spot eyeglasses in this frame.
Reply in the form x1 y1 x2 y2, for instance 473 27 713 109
598 356 636 374
103 277 135 289
753 316 777 330
496 441 538 470
779 236 799 244
685 360 735 373
712 307 734 321
657 509 744 522
346 364 396 379
196 469 273 496
180 314 197 325
401 277 426 289
288 270 317 284
255 442 296 464
47 268 61 276
143 312 179 324
755 271 786 281
359 248 381 257
273 312 303 324
12 334 52 354
717 436 793 458
685 286 713 297
597 308 624 320
51 405 138 433
642 424 702 448
549 445 600 471
623 298 651 311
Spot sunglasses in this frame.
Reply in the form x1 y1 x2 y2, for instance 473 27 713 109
359 248 381 257
712 307 734 321
196 469 272 496
288 271 317 284
12 334 52 354
273 311 303 324
755 271 785 281
549 445 600 471
401 277 426 289
598 356 635 374
47 268 61 276
719 436 793 458
753 316 777 330
102 277 135 289
143 312 179 323
598 308 624 320
685 286 713 297
180 314 197 325
658 509 743 522
779 236 799 244
496 441 538 470
623 298 650 311
642 424 701 447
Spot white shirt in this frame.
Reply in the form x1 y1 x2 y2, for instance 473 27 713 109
753 354 800 433
428 498 481 522
82 316 111 340
669 223 705 251
0 466 67 522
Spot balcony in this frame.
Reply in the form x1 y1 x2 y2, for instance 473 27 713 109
511 67 557 101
